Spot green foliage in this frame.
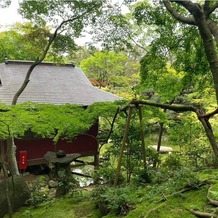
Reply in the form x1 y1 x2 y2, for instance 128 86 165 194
27 176 49 208
162 153 183 171
0 101 122 141
94 167 117 185
145 167 199 198
19 0 104 40
10 168 218 218
91 186 133 216
135 1 213 106
208 184 218 201
87 0 148 56
99 104 170 184
0 22 77 63
86 101 125 118
56 169 81 198
0 23 48 62
106 110 144 183
80 51 139 90
135 1 210 79
139 63 188 103
133 167 153 185
167 112 216 168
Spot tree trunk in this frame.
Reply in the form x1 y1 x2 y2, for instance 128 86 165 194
2 160 13 218
187 6 218 156
165 1 218 104
163 1 218 158
198 117 218 157
207 20 218 47
192 7 218 104
7 136 19 176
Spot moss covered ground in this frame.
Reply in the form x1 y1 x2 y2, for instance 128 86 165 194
6 168 218 218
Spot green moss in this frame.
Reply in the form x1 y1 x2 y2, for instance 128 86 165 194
107 184 209 218
72 200 101 218
197 168 218 181
208 183 218 201
9 168 218 218
10 196 101 218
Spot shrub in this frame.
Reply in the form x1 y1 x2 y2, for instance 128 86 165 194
162 153 183 170
92 186 133 216
27 176 48 208
93 166 124 185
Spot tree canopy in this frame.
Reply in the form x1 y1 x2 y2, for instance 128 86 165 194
0 22 77 63
80 51 140 89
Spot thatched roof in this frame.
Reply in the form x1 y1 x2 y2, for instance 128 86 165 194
0 60 121 106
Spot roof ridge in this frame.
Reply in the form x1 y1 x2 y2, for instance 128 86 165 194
4 59 75 67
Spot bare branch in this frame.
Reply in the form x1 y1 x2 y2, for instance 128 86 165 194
162 0 195 25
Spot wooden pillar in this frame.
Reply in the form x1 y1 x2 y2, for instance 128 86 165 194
94 151 100 170
138 105 147 169
114 105 133 187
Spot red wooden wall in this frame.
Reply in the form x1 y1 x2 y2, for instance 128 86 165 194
0 122 99 167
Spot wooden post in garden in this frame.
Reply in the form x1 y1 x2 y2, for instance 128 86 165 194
114 105 133 187
114 103 148 186
138 105 147 169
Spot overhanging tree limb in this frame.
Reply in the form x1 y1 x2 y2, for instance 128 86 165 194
170 0 196 13
162 0 195 25
122 99 218 120
120 99 218 156
120 99 198 114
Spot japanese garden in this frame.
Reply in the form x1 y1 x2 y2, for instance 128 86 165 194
1 0 218 217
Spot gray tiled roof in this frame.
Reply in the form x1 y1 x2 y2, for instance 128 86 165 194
0 60 121 106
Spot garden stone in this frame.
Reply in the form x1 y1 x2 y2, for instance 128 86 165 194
0 175 30 217
48 188 56 198
49 179 58 188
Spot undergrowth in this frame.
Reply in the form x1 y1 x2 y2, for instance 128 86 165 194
7 168 218 218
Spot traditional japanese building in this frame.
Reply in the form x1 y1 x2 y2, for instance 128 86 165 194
0 60 121 169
